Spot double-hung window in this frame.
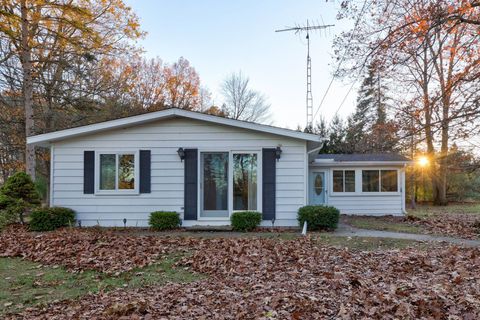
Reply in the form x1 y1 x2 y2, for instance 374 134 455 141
333 170 355 192
362 169 398 192
97 152 138 193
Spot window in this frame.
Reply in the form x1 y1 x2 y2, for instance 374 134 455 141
98 152 136 192
233 153 257 210
362 170 379 192
333 170 355 192
381 170 398 192
362 169 398 192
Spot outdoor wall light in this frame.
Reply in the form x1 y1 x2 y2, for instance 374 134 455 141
275 146 282 161
177 147 186 161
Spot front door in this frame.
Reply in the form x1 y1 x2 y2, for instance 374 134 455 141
309 171 326 205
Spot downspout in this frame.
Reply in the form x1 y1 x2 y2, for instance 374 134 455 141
402 163 407 215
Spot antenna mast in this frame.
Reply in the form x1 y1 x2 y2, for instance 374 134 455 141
276 20 334 128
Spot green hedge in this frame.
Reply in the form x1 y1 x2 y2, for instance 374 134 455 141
149 211 180 231
297 205 340 230
29 207 76 232
230 211 262 232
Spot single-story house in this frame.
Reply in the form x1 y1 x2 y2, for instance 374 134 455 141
27 108 411 227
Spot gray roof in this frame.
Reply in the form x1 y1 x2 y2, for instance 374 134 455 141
315 153 411 162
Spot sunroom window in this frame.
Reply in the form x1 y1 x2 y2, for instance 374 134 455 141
333 170 355 192
362 169 398 192
99 153 136 191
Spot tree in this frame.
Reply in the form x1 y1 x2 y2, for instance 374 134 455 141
164 57 201 110
335 0 480 205
0 0 143 180
220 72 271 123
321 115 348 154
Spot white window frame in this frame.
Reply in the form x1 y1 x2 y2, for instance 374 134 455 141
331 169 356 195
361 169 399 194
197 149 262 220
95 150 139 195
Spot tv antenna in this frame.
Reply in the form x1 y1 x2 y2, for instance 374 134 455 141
276 20 334 128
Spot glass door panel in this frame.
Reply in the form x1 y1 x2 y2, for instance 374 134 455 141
201 152 229 218
233 153 258 210
309 171 326 205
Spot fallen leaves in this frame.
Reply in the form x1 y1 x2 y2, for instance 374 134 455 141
410 213 480 239
0 225 197 274
1 227 480 319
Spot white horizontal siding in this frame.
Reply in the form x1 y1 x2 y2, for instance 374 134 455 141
328 195 403 215
52 117 306 226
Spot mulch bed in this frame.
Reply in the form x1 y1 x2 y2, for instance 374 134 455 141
2 227 480 319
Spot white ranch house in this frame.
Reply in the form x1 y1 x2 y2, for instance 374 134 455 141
27 108 410 227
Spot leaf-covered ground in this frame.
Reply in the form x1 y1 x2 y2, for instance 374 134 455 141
2 227 480 319
344 203 480 240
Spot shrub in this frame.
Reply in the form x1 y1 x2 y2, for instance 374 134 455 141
1 172 40 205
230 211 262 232
1 172 40 223
29 207 75 232
149 211 180 231
48 207 76 228
0 194 24 230
0 207 18 230
297 205 340 230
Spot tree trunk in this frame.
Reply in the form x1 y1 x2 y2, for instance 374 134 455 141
21 0 36 180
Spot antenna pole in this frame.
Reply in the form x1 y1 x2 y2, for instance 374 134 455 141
276 21 334 128
306 21 313 128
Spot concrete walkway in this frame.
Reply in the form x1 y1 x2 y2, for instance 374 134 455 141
335 223 480 247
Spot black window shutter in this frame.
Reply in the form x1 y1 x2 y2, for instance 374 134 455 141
184 149 198 220
139 150 151 193
83 151 95 194
262 148 276 220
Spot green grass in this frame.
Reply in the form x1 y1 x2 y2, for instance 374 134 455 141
314 234 428 251
346 217 425 234
0 254 201 316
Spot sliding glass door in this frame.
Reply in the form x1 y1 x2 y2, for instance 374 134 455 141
200 151 260 219
201 152 229 218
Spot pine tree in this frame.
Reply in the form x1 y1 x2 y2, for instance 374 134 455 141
344 62 397 153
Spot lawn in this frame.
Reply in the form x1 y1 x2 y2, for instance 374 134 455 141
342 215 425 234
1 226 479 318
313 234 429 251
0 254 200 316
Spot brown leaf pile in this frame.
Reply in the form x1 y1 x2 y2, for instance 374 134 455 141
5 231 480 319
409 213 480 240
0 226 196 274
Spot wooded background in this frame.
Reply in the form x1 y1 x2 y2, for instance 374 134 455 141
0 0 479 206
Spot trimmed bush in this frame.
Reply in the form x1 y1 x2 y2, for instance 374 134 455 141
1 172 41 223
149 211 181 231
1 172 40 205
230 211 262 232
29 207 76 232
297 205 340 230
0 194 24 229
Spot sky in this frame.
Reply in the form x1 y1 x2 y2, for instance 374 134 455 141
124 0 357 129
